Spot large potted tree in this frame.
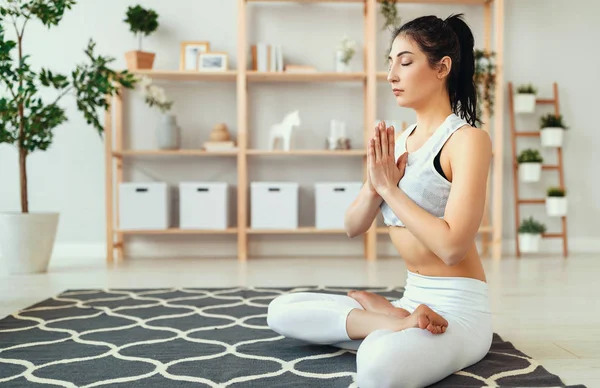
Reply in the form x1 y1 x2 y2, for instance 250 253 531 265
0 1 137 274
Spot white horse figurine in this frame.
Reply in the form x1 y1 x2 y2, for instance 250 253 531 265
269 110 301 151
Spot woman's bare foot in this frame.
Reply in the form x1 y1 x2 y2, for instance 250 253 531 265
348 290 410 318
408 304 448 334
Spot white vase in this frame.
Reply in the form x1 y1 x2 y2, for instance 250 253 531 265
519 162 542 182
546 196 567 217
0 212 59 274
519 233 541 253
335 50 351 73
540 127 564 147
157 114 180 150
514 93 536 113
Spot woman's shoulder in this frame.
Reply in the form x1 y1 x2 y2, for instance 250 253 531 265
447 124 492 160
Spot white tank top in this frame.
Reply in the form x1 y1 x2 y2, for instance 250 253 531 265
380 113 468 227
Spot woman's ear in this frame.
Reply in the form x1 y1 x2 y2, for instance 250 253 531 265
437 56 452 79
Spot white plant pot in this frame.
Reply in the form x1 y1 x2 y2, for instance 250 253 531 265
519 233 541 253
514 93 536 113
546 196 567 217
540 127 564 147
0 212 59 274
519 162 542 182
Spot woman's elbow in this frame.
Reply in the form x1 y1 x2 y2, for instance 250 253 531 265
440 246 469 266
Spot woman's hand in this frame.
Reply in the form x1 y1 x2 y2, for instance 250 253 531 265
368 122 408 197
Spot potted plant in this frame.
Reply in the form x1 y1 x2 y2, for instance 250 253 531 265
123 4 159 70
137 76 179 150
380 0 401 31
540 113 568 147
474 49 496 118
517 148 543 182
546 186 567 217
514 83 537 113
0 2 137 274
518 216 546 253
335 36 356 73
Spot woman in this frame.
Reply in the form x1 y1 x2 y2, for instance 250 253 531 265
267 13 493 388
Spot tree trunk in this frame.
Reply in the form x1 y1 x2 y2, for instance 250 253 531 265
17 33 28 213
138 33 142 52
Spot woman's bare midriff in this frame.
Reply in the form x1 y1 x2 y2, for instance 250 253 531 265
388 226 487 283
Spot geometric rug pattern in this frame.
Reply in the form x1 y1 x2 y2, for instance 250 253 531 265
0 287 587 387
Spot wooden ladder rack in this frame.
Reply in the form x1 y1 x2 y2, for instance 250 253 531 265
508 82 568 257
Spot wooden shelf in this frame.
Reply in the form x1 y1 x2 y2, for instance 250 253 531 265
515 131 540 137
247 227 347 234
247 0 363 3
247 71 365 83
518 199 545 204
117 228 238 235
246 149 366 156
388 0 490 4
113 150 239 157
536 98 556 105
130 69 237 82
247 0 491 3
543 233 565 239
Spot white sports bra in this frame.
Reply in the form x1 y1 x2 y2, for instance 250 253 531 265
380 113 469 227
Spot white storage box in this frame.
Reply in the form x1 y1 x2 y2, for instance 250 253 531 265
179 182 228 229
315 182 362 229
119 182 170 230
251 182 298 229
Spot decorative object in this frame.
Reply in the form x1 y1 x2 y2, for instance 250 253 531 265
540 113 568 147
335 36 356 73
517 148 543 182
269 110 301 151
123 4 159 70
518 216 546 253
514 83 537 113
0 2 137 274
179 182 228 230
204 123 235 151
380 0 401 30
474 49 496 118
199 52 229 71
119 183 170 230
137 76 179 149
251 182 299 229
180 41 210 71
546 187 567 217
327 120 351 150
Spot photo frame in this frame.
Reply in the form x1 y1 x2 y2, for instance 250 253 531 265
180 41 210 71
198 52 229 72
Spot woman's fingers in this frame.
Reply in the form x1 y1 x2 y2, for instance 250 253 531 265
380 122 388 160
388 126 395 157
374 123 382 161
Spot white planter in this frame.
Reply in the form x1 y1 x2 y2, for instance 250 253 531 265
0 212 59 274
519 233 541 253
540 127 564 147
514 93 536 113
546 196 567 217
518 162 542 182
335 50 351 73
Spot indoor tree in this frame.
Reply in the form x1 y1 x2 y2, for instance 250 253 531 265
0 0 137 214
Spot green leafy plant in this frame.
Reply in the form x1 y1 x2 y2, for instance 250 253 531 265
380 0 401 31
547 186 566 197
517 83 537 94
474 49 496 118
0 0 138 213
517 148 543 164
337 36 356 65
123 4 159 52
540 113 568 130
518 216 546 234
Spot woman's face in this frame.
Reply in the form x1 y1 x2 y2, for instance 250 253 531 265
386 34 449 109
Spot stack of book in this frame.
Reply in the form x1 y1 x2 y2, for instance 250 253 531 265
251 43 284 72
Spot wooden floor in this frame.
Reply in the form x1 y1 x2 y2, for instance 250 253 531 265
1 253 598 387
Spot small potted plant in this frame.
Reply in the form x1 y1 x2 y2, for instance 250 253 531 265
514 83 537 113
335 36 356 73
518 216 546 253
540 113 568 147
546 186 567 217
124 5 159 70
517 148 543 182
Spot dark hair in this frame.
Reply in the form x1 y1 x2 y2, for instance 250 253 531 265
391 14 479 127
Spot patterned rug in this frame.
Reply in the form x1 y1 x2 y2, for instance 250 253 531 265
0 287 586 387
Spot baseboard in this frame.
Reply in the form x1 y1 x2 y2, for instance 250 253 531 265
6 237 597 264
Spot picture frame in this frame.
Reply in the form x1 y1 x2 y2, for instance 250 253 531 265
180 41 210 71
198 52 229 72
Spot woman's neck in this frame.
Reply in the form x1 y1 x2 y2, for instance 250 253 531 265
414 91 453 136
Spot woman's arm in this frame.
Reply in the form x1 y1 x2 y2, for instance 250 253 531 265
375 126 492 265
344 183 383 238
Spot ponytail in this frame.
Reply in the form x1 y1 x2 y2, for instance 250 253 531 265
391 13 479 127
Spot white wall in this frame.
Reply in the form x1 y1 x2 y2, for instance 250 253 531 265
1 0 598 259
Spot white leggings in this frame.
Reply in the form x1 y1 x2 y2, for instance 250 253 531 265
267 270 493 388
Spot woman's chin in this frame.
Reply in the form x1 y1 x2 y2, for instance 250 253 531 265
394 95 411 108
